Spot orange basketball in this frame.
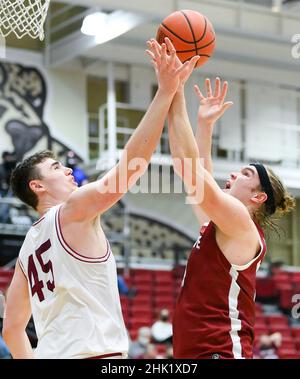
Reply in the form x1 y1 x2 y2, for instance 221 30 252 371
156 10 216 68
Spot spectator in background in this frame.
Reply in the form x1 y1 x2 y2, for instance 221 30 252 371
0 151 17 223
165 345 173 359
0 335 10 359
253 332 282 359
268 259 285 277
117 268 137 298
143 343 161 359
151 308 173 344
65 150 88 187
0 151 17 195
128 327 151 359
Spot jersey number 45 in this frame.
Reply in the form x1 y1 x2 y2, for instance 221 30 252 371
27 239 55 302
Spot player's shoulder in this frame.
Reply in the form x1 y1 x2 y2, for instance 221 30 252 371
33 204 61 226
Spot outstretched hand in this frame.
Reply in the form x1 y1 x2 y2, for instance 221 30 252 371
194 78 233 126
146 37 199 94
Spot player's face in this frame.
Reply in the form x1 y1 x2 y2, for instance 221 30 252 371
35 158 78 201
223 165 262 206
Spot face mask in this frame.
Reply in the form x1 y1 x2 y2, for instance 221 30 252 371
138 336 149 346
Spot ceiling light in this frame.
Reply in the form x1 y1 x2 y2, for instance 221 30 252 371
81 12 108 36
81 10 148 44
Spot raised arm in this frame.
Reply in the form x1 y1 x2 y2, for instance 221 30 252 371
61 41 197 223
190 78 233 224
195 78 233 174
157 39 255 239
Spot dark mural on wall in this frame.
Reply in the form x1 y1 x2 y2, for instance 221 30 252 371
0 62 82 162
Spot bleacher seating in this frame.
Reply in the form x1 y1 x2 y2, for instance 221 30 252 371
121 267 300 358
2 263 300 359
256 269 300 312
0 268 14 292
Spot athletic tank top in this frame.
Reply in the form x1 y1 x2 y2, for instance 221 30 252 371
173 221 266 359
18 205 128 359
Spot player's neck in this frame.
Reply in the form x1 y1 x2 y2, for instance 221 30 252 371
37 200 61 217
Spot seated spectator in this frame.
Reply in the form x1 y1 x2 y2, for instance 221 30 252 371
128 327 151 359
66 150 88 187
0 151 17 196
0 335 10 359
268 260 284 276
253 332 282 359
117 269 136 297
0 151 16 223
165 345 173 359
151 309 172 344
143 343 161 359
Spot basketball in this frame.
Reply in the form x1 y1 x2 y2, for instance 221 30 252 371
156 10 216 68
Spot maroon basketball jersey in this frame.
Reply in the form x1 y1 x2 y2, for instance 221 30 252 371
173 221 266 359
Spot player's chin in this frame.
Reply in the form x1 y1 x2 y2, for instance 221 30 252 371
70 180 78 187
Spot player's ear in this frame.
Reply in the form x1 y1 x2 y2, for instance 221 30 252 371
251 191 267 206
29 180 45 194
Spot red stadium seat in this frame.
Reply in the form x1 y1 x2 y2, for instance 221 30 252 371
133 276 153 285
280 340 296 350
293 337 300 350
290 272 300 281
129 329 138 341
277 348 299 359
255 302 263 314
131 296 153 308
266 314 289 326
154 284 175 297
0 268 14 278
255 315 268 325
292 282 300 292
256 277 277 298
279 288 294 310
130 307 153 318
129 317 153 331
131 269 153 278
156 344 167 355
154 300 175 311
135 284 152 296
154 271 174 283
291 327 300 338
254 326 271 336
120 296 129 308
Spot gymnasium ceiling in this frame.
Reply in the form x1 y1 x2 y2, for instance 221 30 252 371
36 0 299 74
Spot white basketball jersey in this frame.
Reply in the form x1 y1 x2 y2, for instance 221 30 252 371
18 205 128 359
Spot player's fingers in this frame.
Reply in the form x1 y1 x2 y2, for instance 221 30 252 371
164 37 176 54
205 78 212 97
161 43 167 65
169 47 177 68
220 81 229 105
214 77 221 98
175 60 190 75
165 37 176 66
189 55 200 69
146 50 156 61
194 85 205 100
222 101 234 112
147 40 156 53
151 38 162 51
151 41 161 65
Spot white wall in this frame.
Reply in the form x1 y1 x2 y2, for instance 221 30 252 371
47 68 87 161
0 48 87 162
